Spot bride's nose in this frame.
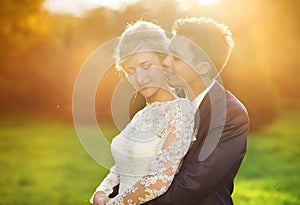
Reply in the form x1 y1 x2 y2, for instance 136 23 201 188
135 69 147 84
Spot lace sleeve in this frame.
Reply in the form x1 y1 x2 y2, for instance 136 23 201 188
90 165 119 203
107 99 195 205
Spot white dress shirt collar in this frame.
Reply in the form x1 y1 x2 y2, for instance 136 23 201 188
192 80 216 109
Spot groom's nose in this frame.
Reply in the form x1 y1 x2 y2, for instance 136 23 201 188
162 55 173 71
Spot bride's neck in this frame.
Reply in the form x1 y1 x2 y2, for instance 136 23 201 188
146 86 175 104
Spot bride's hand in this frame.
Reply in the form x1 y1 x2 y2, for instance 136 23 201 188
93 191 110 205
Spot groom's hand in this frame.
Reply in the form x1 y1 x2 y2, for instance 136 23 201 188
93 191 110 205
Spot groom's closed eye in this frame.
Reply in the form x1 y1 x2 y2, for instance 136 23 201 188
170 51 182 61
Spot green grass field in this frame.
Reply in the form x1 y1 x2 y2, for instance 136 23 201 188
0 109 299 205
232 109 300 204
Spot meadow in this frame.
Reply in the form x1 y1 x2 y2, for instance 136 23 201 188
0 109 299 204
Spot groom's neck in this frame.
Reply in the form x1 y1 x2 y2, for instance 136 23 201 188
185 79 206 101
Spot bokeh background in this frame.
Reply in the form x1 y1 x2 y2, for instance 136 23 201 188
0 0 299 204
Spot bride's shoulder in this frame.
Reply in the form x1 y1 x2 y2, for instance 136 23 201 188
175 98 193 106
167 98 195 113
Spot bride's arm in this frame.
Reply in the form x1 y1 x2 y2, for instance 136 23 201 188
90 165 120 204
107 100 195 205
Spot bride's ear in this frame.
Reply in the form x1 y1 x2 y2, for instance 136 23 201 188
195 61 211 75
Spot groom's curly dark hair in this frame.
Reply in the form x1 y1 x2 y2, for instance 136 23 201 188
172 17 234 72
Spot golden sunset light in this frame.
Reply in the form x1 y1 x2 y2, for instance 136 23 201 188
0 0 299 204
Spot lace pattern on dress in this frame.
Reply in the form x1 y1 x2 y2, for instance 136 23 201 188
89 165 119 203
91 99 195 205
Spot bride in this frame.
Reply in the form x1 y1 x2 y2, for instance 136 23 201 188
91 20 195 205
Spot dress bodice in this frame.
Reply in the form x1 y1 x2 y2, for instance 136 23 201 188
112 100 176 193
91 98 196 205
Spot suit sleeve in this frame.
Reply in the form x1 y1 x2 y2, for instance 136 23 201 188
147 104 249 205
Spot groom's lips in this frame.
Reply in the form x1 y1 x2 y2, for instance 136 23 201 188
164 69 172 74
166 73 182 86
164 70 176 77
166 73 178 81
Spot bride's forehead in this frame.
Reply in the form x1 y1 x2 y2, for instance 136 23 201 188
123 52 159 66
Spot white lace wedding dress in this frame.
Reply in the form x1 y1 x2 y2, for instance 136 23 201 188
90 98 195 205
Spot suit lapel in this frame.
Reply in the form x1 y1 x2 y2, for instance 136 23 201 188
196 81 225 139
189 82 226 160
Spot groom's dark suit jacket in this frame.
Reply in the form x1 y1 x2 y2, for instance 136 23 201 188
110 82 249 205
144 82 249 205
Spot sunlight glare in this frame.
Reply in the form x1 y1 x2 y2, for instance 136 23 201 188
43 0 140 16
197 0 221 6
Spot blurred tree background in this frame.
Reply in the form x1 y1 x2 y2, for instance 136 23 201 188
0 0 299 130
1 1 300 204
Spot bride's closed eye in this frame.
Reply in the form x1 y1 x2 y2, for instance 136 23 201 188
139 62 153 70
125 67 136 74
126 62 153 74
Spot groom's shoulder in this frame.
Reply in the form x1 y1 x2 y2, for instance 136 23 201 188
225 89 249 123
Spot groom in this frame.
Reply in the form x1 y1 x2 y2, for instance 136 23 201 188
144 17 250 205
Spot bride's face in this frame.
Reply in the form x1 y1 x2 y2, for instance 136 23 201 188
121 52 167 99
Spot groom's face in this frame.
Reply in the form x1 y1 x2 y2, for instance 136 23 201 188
163 36 199 88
